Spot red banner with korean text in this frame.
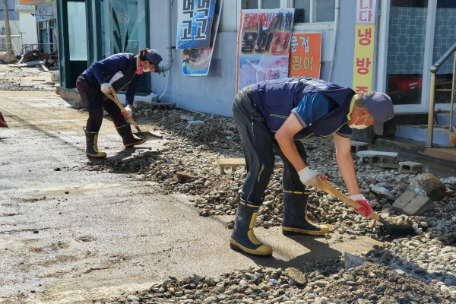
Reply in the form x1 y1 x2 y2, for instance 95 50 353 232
288 33 321 78
236 9 294 92
352 0 377 94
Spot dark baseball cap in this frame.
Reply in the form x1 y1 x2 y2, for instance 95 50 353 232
364 92 395 135
144 49 162 70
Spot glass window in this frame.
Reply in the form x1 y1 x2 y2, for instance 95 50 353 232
294 0 309 23
391 0 427 7
261 0 280 9
67 1 87 61
314 0 335 22
242 0 258 9
100 0 147 57
241 0 335 24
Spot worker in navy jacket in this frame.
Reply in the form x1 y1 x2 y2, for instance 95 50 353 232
230 77 394 257
76 48 162 158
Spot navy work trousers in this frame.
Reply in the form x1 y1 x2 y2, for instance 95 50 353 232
232 86 309 206
76 76 126 132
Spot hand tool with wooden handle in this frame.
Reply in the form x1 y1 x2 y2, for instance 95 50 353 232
314 176 380 221
314 176 416 236
105 88 162 140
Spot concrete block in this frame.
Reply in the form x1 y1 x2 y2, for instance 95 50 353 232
393 190 433 216
218 158 246 174
399 161 423 173
356 151 399 169
350 140 369 154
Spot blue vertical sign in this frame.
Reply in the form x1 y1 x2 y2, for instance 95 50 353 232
177 0 216 50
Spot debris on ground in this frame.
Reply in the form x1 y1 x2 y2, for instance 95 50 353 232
1 64 455 303
80 105 456 303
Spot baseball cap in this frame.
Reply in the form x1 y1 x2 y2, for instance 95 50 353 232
144 49 162 71
364 92 395 135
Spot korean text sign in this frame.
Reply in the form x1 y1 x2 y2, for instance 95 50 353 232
182 0 223 76
352 0 377 94
288 33 321 78
177 0 216 50
236 9 294 92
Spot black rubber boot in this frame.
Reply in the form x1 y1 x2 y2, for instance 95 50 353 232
230 200 272 257
116 124 145 148
281 190 330 236
84 127 107 158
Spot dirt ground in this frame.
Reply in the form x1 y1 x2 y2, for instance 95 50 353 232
0 65 387 304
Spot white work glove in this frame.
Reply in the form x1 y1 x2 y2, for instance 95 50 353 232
298 167 325 187
100 83 112 95
350 194 372 217
122 105 133 119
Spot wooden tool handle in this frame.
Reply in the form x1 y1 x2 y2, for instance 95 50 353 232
106 88 139 128
315 176 380 221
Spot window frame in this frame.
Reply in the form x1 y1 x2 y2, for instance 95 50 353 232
236 0 335 31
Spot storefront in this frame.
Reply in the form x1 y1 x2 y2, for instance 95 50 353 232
56 0 151 90
378 0 456 115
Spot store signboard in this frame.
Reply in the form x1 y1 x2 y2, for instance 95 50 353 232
36 6 53 22
181 0 223 76
288 33 321 78
236 9 294 92
352 0 377 94
176 0 216 50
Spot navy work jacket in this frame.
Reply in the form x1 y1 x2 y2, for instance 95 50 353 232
251 77 356 139
81 53 140 105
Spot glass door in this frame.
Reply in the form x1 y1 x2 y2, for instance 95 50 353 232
386 0 428 106
87 0 150 93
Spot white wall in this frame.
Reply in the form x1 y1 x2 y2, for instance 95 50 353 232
18 12 38 46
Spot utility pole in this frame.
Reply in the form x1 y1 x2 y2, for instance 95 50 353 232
3 0 12 55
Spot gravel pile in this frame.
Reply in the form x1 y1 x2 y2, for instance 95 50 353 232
84 106 456 303
92 262 449 304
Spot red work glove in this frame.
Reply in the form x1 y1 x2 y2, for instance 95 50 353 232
350 194 372 217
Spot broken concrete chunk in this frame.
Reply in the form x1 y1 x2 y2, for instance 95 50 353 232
217 158 246 174
284 267 307 285
408 173 446 201
344 252 367 269
370 184 396 200
393 190 433 216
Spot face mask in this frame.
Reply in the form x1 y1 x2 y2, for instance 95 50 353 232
349 114 370 130
142 66 155 73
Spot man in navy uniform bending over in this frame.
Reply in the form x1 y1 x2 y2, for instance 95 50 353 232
230 77 394 257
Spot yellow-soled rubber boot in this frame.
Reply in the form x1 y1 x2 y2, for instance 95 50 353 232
230 200 272 257
83 127 107 158
281 190 330 236
116 124 145 148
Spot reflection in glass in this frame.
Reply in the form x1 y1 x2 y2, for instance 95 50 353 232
261 0 280 9
294 0 310 23
314 0 335 22
68 1 87 61
100 0 147 58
